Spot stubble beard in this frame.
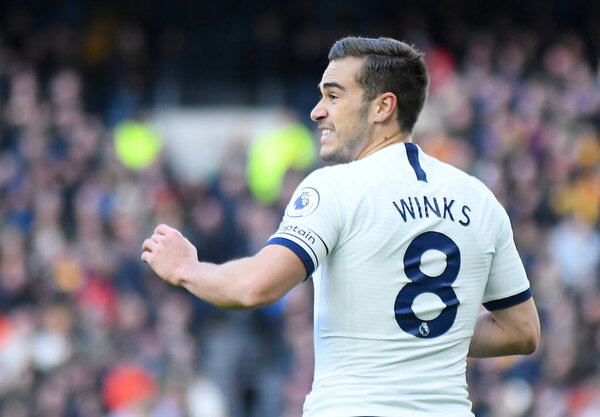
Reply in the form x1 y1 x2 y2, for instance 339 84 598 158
321 103 370 164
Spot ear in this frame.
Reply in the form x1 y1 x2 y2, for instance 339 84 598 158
372 92 397 123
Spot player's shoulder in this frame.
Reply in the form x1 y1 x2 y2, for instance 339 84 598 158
421 150 497 200
285 164 356 221
291 164 346 202
300 162 356 188
293 163 367 216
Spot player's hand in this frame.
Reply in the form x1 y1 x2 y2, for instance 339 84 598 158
141 224 198 286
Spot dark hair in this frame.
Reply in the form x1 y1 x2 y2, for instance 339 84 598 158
328 36 429 133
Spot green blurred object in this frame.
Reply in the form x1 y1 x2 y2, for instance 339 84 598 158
248 123 315 204
114 120 162 170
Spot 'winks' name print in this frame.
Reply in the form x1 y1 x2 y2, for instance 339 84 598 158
392 196 471 227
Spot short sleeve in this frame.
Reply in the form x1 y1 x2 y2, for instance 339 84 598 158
266 169 341 278
482 205 532 311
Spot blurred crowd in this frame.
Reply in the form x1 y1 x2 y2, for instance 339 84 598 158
0 2 599 417
417 32 600 417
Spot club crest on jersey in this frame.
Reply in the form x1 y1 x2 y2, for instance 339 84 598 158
419 322 430 337
286 187 320 217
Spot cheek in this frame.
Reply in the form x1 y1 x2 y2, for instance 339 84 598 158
331 99 364 134
331 108 350 132
339 116 361 136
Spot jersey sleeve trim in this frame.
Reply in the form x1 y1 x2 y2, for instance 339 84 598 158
316 233 330 255
266 237 315 277
483 288 532 311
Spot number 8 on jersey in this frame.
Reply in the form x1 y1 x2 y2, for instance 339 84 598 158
394 231 461 338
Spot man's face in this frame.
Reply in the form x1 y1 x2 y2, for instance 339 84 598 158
311 57 372 163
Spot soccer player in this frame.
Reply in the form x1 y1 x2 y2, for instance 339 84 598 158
142 36 540 417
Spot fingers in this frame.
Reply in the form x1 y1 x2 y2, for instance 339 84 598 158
142 224 188 265
142 238 158 253
154 224 185 240
154 224 173 236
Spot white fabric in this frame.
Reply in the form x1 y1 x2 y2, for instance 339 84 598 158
268 143 530 417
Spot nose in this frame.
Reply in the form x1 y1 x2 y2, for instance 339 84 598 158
310 100 328 122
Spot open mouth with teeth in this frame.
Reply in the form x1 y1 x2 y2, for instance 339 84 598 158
320 129 334 141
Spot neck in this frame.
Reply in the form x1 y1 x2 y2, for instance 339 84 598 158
354 130 409 161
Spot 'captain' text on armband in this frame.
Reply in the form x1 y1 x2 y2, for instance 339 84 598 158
392 196 471 227
278 224 317 245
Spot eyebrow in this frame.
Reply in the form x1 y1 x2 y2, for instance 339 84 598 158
318 82 346 92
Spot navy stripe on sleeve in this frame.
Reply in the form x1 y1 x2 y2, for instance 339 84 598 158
405 143 428 182
266 237 315 277
483 288 532 311
278 232 319 262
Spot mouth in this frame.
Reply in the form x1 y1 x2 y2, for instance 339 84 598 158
320 128 334 142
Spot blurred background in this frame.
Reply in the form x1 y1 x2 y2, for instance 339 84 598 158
0 0 599 416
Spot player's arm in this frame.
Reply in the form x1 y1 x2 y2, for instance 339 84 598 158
469 197 541 358
468 297 540 358
141 224 307 310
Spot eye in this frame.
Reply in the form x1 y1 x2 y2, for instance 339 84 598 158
328 93 338 100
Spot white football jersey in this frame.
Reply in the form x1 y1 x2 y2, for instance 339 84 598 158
267 143 531 417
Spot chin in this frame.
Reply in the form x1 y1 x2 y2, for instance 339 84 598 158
320 146 336 161
321 148 350 164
